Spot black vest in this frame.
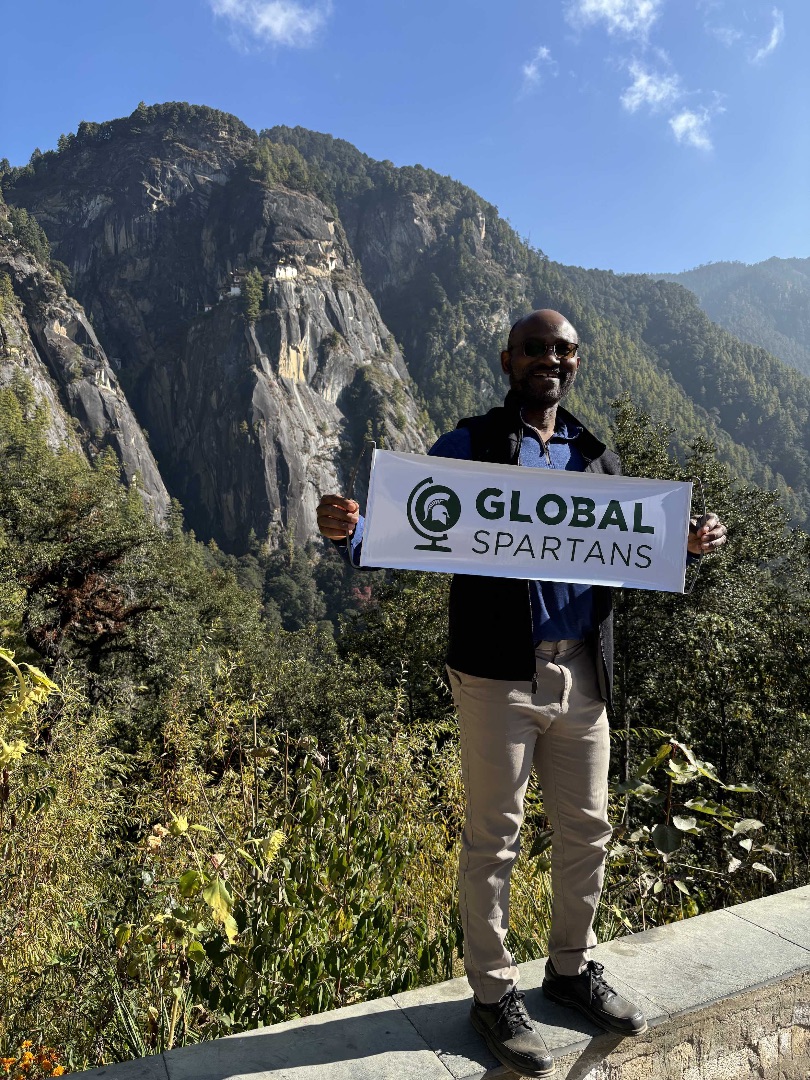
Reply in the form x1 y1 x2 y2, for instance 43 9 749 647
444 392 621 704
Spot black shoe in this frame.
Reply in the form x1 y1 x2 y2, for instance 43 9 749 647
470 988 554 1077
542 959 647 1036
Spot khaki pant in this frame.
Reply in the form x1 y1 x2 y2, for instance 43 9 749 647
447 639 611 1004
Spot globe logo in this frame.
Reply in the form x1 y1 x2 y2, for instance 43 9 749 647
406 477 462 552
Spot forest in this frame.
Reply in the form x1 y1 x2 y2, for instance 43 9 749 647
656 257 810 378
3 104 810 533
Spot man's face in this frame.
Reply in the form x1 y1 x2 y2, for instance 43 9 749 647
500 315 580 409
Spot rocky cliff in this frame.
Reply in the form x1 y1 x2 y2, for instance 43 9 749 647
264 126 810 524
4 105 425 551
0 203 170 520
5 105 810 536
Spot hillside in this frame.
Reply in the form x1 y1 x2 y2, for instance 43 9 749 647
2 106 810 1073
3 104 810 540
0 196 169 519
653 258 810 378
267 125 810 523
1 105 424 551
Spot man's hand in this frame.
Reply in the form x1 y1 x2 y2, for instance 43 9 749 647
317 495 360 541
688 513 727 556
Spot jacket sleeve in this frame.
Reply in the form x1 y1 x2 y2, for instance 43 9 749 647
428 428 473 459
332 514 366 568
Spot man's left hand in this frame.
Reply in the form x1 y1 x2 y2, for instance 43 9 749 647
688 513 727 555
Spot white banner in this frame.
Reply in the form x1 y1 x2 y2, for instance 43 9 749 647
361 449 692 593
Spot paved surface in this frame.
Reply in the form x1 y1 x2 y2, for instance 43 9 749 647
72 885 810 1079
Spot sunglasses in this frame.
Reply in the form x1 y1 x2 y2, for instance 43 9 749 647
517 339 579 360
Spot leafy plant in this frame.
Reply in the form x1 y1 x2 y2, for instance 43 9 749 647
605 735 772 928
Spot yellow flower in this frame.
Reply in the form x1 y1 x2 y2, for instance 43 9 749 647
1 1058 16 1072
51 1068 66 1077
20 1044 32 1051
20 1051 34 1065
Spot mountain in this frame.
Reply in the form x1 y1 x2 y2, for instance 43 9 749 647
265 125 810 523
1 105 424 551
651 258 810 378
0 199 170 520
3 103 810 544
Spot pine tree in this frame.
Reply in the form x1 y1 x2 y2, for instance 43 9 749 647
242 267 264 323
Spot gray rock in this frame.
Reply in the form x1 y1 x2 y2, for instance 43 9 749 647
0 237 170 521
8 121 425 550
64 1055 169 1080
161 996 452 1080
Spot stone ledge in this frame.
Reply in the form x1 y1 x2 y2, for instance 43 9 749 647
72 885 810 1080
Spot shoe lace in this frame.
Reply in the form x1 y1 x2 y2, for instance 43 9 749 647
496 989 533 1035
586 961 617 1003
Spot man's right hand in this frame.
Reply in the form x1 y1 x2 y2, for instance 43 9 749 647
316 495 360 541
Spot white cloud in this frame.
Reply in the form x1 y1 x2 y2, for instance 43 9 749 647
209 0 331 47
702 3 784 62
751 7 784 63
669 108 713 150
521 46 558 92
564 0 725 153
706 24 743 47
567 0 664 38
620 62 680 112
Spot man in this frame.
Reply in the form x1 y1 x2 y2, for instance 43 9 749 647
317 310 726 1078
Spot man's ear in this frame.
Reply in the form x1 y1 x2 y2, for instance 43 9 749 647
500 349 512 375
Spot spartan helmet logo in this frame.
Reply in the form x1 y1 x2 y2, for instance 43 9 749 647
406 478 462 552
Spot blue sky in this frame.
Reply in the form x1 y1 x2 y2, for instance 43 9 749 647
1 0 807 273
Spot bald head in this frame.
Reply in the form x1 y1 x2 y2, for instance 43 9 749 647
507 309 578 351
501 308 581 420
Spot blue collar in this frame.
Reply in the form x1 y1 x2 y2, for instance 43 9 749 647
520 411 583 443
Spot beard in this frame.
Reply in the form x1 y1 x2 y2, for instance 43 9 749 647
510 366 578 408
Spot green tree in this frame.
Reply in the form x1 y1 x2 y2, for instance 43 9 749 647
609 396 810 897
0 271 13 316
7 207 50 263
241 267 264 323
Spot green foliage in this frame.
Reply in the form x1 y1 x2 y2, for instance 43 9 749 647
0 657 121 1039
656 258 810 378
245 140 327 201
0 103 256 194
240 267 264 324
113 720 459 1042
266 126 810 527
0 271 13 316
49 260 71 292
6 207 50 263
605 736 768 928
1 379 809 1066
608 397 810 905
0 378 158 663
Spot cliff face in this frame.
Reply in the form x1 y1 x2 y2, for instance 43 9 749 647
0 216 170 520
6 110 424 550
9 106 810 539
